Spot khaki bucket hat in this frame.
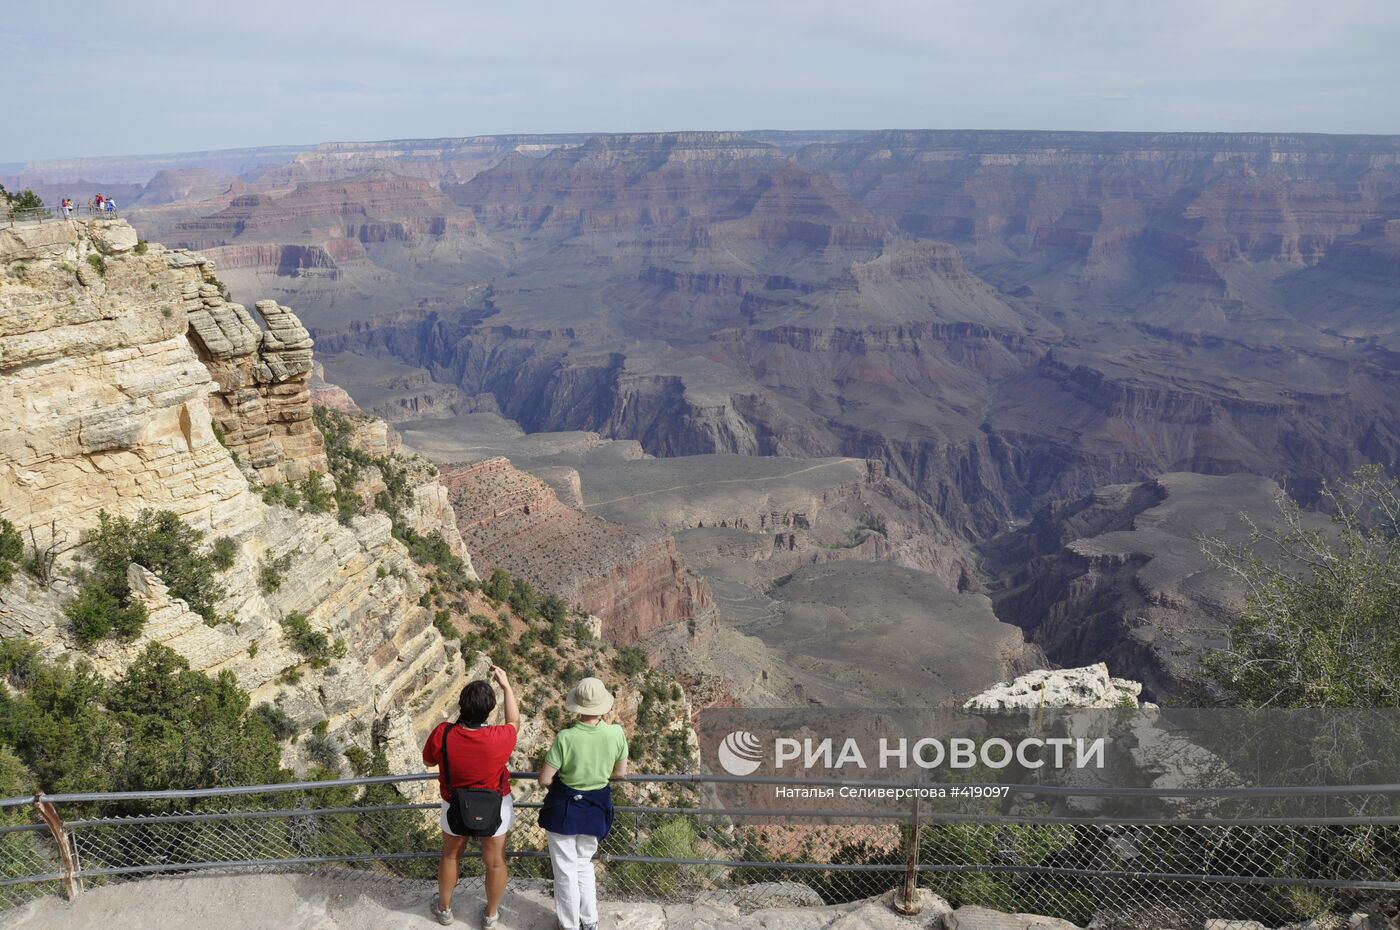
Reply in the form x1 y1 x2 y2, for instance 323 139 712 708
564 677 615 715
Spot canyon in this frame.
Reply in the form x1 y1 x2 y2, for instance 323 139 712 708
8 128 1397 704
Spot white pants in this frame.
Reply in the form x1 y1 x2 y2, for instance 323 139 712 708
546 831 600 930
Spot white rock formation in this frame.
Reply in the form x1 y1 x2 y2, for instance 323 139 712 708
962 663 1143 713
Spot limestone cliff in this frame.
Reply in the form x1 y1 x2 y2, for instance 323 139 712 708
0 219 468 783
0 218 697 796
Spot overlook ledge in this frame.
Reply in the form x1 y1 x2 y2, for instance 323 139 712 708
1 873 955 930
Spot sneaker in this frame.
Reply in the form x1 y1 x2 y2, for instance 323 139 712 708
429 895 453 925
483 912 499 929
581 924 598 930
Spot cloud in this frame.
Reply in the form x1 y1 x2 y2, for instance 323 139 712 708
2 0 1397 162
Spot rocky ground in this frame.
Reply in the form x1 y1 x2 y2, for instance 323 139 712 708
0 874 1071 930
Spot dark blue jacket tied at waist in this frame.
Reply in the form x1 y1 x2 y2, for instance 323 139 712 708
537 780 615 839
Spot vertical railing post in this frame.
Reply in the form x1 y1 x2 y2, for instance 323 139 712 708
33 794 80 901
893 788 923 915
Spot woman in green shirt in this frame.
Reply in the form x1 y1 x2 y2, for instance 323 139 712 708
537 677 629 930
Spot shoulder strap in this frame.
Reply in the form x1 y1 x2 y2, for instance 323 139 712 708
440 723 453 787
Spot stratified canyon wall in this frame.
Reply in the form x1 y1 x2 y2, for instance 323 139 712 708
301 131 1400 538
439 457 712 645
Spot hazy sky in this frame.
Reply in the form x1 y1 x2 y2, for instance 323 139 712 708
3 0 1398 162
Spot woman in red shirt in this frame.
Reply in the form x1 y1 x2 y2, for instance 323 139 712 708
423 665 519 928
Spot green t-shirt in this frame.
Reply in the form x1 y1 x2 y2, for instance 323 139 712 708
544 721 629 791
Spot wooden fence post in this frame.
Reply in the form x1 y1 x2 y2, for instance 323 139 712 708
893 789 923 915
33 795 80 902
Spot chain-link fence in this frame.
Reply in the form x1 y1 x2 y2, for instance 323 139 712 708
1 774 1397 928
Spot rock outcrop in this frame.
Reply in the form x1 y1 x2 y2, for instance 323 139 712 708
185 278 330 484
439 457 712 644
962 663 1143 713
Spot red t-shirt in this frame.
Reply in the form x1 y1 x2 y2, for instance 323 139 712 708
423 722 517 799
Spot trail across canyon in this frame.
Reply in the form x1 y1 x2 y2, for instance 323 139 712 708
584 459 851 508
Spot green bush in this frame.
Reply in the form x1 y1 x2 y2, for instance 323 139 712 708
259 551 295 593
484 568 513 603
298 473 336 514
209 536 238 571
606 816 699 896
64 509 228 643
253 703 298 741
0 519 21 586
0 186 43 211
133 240 148 255
1200 465 1400 708
66 581 148 644
302 727 341 774
261 482 301 509
278 612 342 668
0 640 287 801
613 645 650 678
432 609 457 640
86 253 106 277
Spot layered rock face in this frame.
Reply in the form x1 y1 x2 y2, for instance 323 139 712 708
438 457 712 644
172 171 482 256
0 219 471 781
185 279 329 484
304 131 1400 541
798 130 1400 271
243 135 585 187
1 221 257 540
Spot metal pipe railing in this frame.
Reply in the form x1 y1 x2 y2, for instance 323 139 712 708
7 770 1399 809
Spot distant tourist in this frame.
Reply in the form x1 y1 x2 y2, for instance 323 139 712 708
61 198 72 219
423 665 519 928
104 197 116 216
94 193 104 213
538 677 630 930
